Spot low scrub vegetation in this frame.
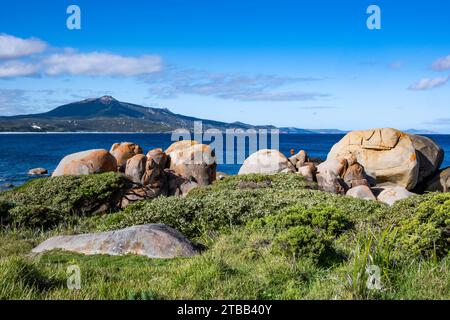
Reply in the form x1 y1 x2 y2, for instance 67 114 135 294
0 173 128 229
0 172 449 299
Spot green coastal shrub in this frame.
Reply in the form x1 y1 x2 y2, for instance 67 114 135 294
8 205 63 229
1 172 450 299
386 193 450 260
0 173 130 229
248 204 351 263
100 175 312 237
206 173 318 191
102 187 330 238
0 172 127 213
103 174 384 240
0 200 15 224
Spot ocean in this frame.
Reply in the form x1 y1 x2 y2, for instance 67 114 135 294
1 133 449 188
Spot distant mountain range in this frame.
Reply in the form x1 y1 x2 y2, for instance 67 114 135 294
0 96 437 134
403 129 439 135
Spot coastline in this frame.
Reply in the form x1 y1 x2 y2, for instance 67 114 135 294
0 131 446 135
0 131 173 134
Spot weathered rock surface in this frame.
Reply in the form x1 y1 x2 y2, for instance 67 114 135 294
316 169 346 194
120 187 163 208
28 168 48 175
165 169 198 197
425 167 450 192
289 150 308 170
342 161 370 188
52 149 117 176
31 224 198 258
409 134 444 184
297 163 316 182
110 142 143 171
317 159 347 177
377 185 416 206
125 154 147 184
142 157 168 195
166 142 216 186
346 185 376 201
147 148 168 168
165 140 198 154
327 128 419 190
238 149 295 175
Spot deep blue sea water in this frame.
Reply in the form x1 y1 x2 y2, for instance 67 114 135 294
0 133 449 188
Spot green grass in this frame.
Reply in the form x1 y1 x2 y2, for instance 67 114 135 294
0 172 449 299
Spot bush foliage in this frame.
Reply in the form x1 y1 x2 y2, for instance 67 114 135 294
1 172 450 299
0 172 129 228
101 173 385 239
248 204 351 263
386 193 450 259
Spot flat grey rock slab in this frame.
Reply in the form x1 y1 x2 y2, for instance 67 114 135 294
32 224 198 258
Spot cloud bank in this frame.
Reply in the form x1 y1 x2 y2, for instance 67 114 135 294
43 52 162 77
146 69 327 102
408 76 449 91
432 55 450 71
0 34 47 59
0 60 39 78
0 34 163 78
0 34 328 102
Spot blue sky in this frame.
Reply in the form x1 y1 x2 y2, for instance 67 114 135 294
1 0 450 132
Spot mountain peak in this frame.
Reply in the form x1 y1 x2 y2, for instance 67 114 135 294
98 95 117 104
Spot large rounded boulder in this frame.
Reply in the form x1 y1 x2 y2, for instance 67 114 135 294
147 148 168 168
377 185 416 206
125 154 147 184
238 149 295 175
425 167 450 192
52 149 117 176
31 224 198 259
142 156 168 194
165 140 198 154
110 142 143 171
327 128 419 190
165 141 216 186
408 134 444 184
346 185 376 201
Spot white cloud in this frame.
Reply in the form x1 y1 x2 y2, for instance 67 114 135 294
408 76 449 91
0 34 47 59
219 91 328 101
0 60 40 78
432 55 450 71
146 69 327 101
43 52 163 77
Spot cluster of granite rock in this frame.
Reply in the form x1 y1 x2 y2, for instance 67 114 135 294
30 128 450 259
51 140 217 208
37 127 449 207
238 128 448 205
30 141 218 258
